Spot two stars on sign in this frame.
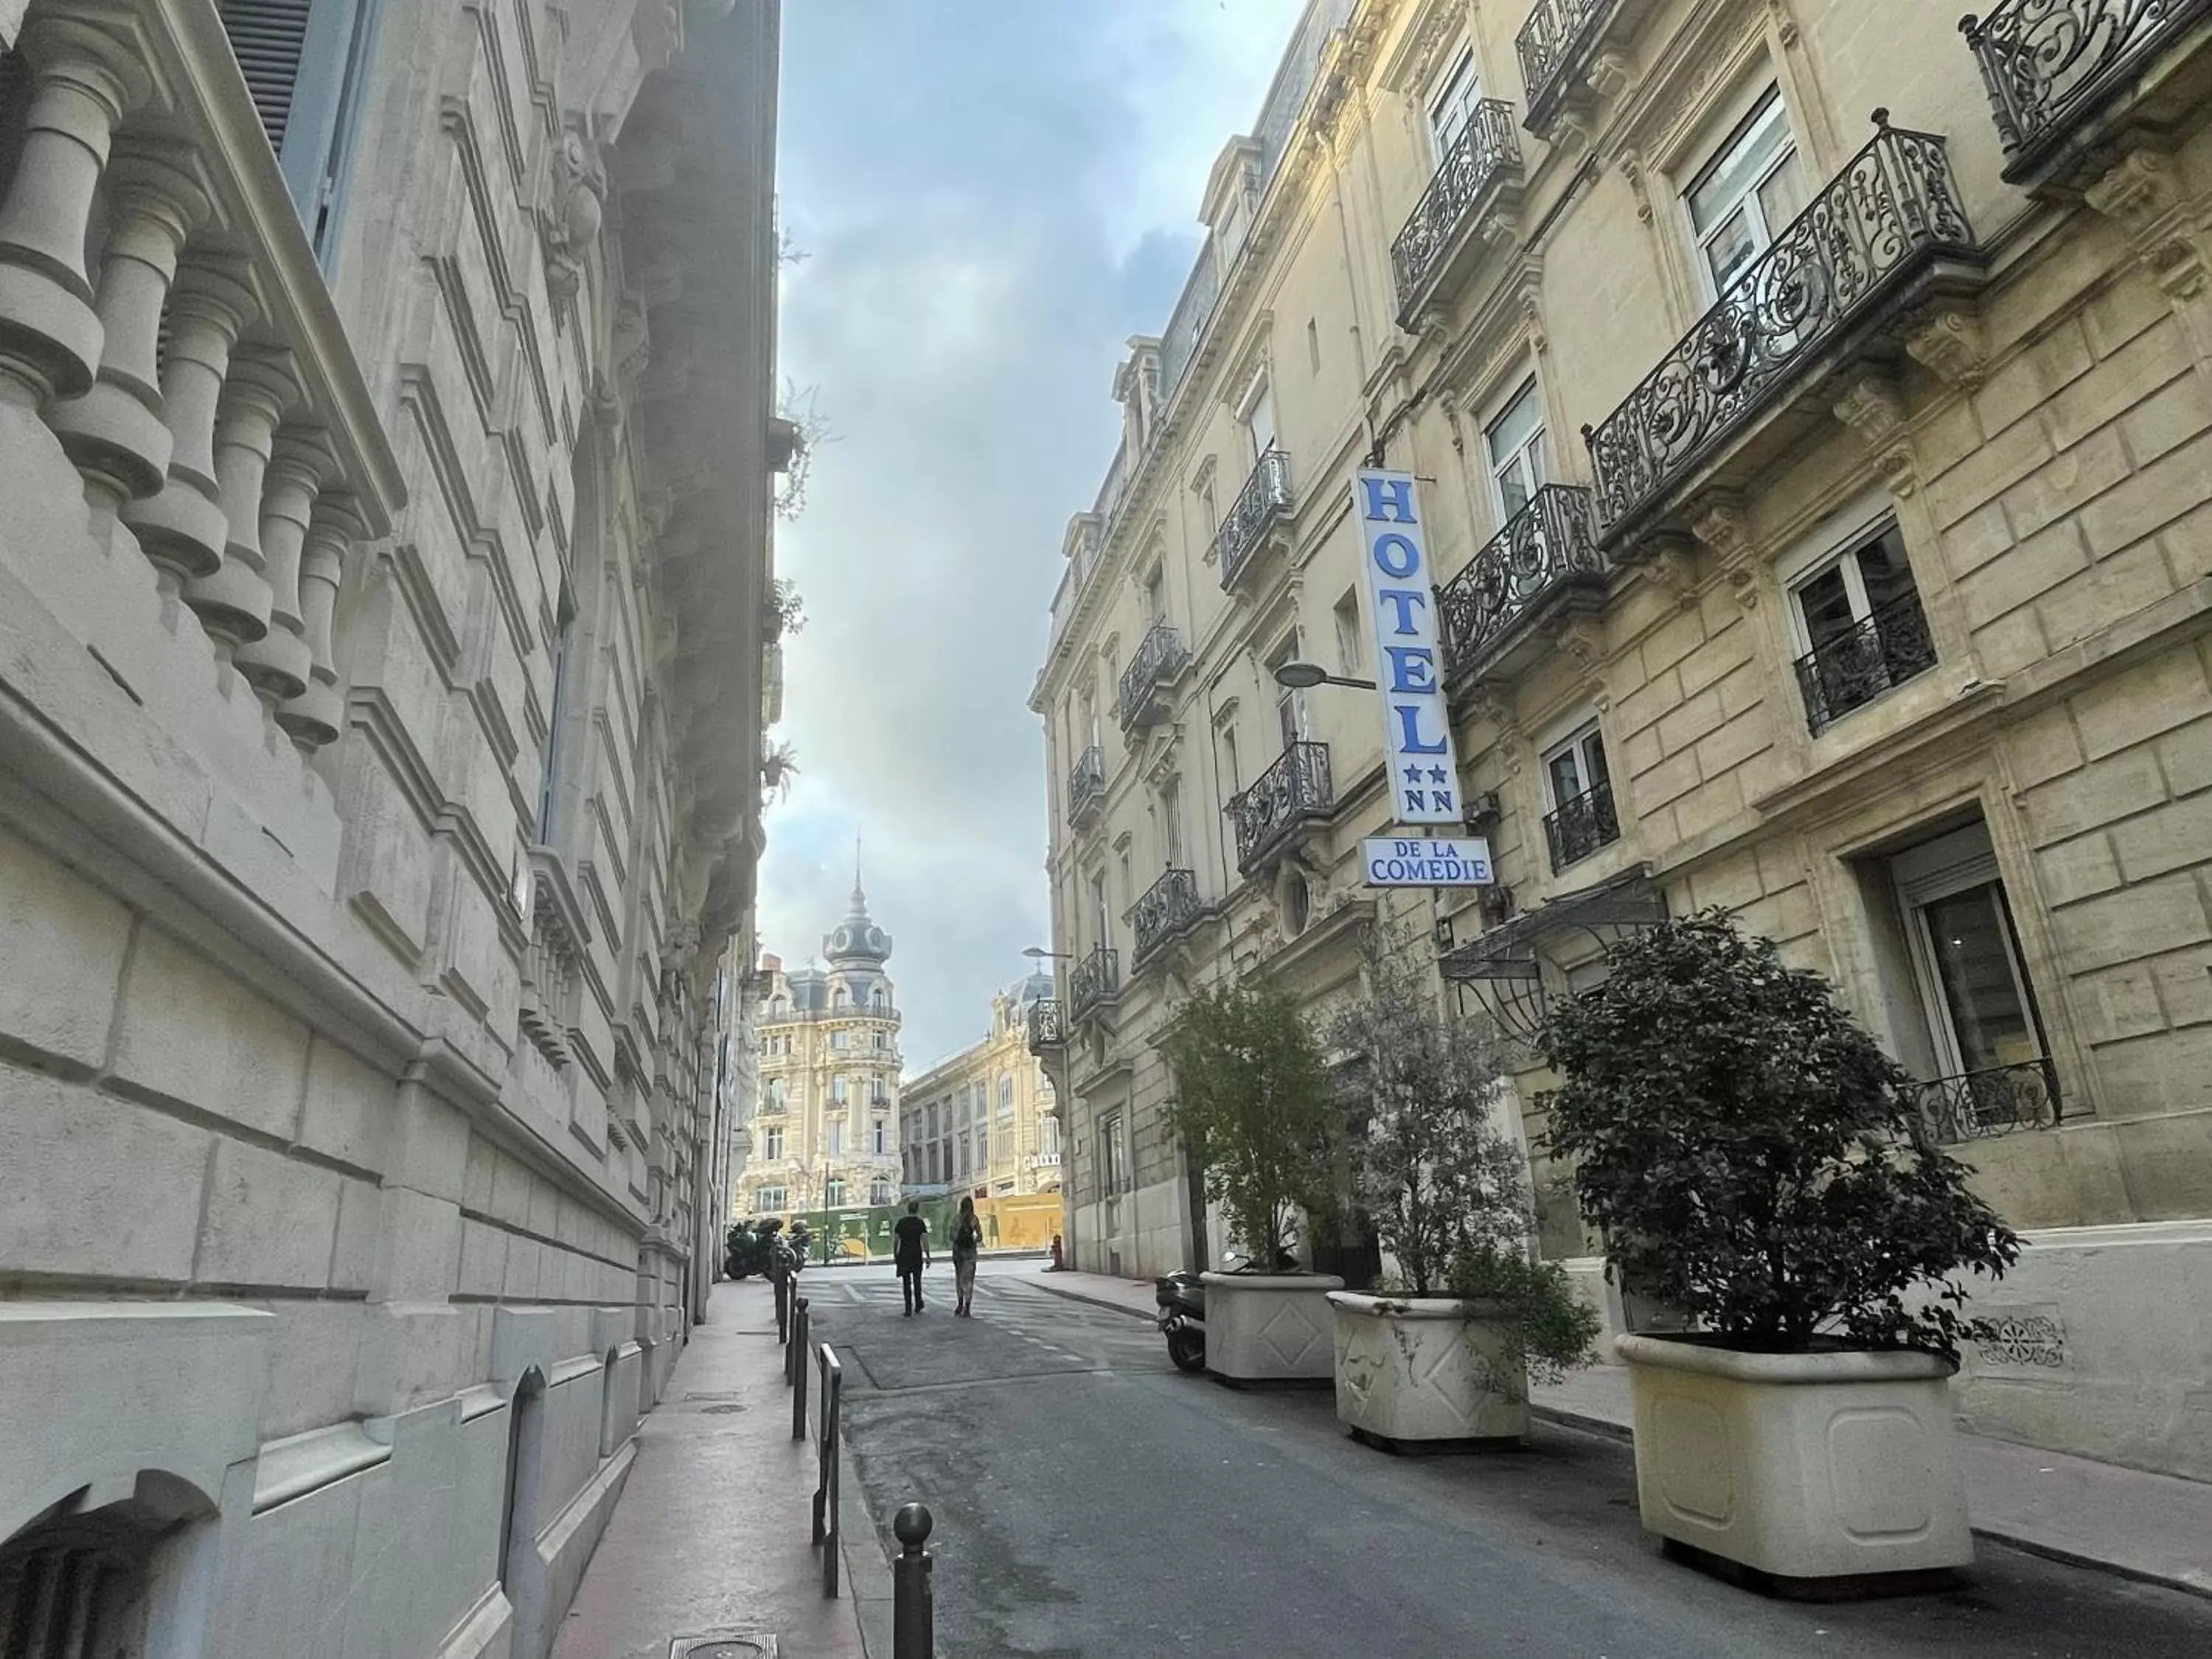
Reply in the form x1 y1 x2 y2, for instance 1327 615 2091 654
1401 765 1450 785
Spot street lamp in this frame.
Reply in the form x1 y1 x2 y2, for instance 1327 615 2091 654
1273 659 1376 692
1022 945 1071 961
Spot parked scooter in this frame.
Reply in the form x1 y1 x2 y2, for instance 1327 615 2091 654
1155 1242 1300 1374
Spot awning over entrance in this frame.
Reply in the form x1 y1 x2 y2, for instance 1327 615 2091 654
1438 866 1666 1042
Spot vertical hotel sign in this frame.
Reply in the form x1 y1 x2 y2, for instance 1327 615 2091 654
1354 470 1464 824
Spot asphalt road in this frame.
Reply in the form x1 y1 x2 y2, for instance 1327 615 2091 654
805 1262 2212 1658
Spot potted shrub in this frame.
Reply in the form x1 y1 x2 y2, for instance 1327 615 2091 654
1543 914 2020 1588
1324 929 1598 1448
1162 981 1343 1383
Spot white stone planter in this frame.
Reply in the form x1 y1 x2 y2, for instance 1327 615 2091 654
1615 1334 1972 1585
1327 1293 1529 1446
1200 1271 1345 1382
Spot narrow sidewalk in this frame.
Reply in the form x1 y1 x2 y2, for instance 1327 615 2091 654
1033 1269 2212 1600
552 1279 868 1659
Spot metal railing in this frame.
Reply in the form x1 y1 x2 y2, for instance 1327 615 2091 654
1118 621 1189 729
1901 1057 2062 1143
1517 0 1615 132
1436 486 1604 682
1962 0 2212 180
1543 779 1621 873
1391 100 1523 318
1214 448 1294 589
1582 117 1981 543
1069 944 1120 1020
1068 745 1106 826
1026 997 1066 1054
1132 868 1203 965
1792 591 1938 734
1228 740 1333 873
813 1343 844 1596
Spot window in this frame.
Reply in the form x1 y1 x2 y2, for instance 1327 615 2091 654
771 995 788 1017
1787 521 1935 732
832 1075 849 1105
872 986 888 1009
831 1029 848 1051
833 987 847 1009
1268 636 1308 749
1427 45 1482 159
1238 373 1277 463
1217 190 1249 268
1220 723 1242 796
872 1030 888 1050
1090 870 1110 952
1686 87 1806 296
1040 1114 1061 1158
1307 316 1321 374
1101 1113 1127 1194
1160 776 1185 866
1888 823 2051 1090
871 1178 896 1206
828 1120 845 1157
977 1120 990 1161
535 599 575 844
1334 588 1363 676
765 1077 787 1112
959 1130 972 1174
1200 479 1220 532
1144 566 1166 625
754 1185 785 1212
872 1118 889 1155
1118 850 1133 919
763 1126 784 1160
219 0 388 262
1485 378 1548 521
999 1077 1015 1121
825 1178 847 1209
1540 722 1620 872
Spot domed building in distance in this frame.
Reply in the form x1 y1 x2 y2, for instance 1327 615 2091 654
737 873 904 1226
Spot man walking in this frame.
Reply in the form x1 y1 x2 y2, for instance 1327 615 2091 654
894 1200 931 1315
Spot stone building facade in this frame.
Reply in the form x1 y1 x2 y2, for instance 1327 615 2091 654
737 883 907 1221
902 972 1062 1200
0 1 781 1654
1030 0 2212 1478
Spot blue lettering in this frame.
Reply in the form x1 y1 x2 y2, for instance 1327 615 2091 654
1360 476 1417 524
1371 531 1422 579
1385 645 1437 695
1394 703 1448 755
1432 788 1455 815
1405 789 1427 812
1377 588 1427 634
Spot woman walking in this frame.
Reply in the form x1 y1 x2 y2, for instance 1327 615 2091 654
951 1196 984 1317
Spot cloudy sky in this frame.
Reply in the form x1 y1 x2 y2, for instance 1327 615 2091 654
762 0 1302 1072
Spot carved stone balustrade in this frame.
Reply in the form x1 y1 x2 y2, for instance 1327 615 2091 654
0 0 402 754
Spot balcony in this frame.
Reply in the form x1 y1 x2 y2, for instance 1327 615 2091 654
1069 945 1120 1023
1963 0 2212 188
1026 998 1066 1055
1228 741 1333 876
1516 0 1630 140
1391 100 1524 327
1131 868 1206 967
1437 486 1605 688
1582 117 1986 555
1118 621 1189 732
1068 745 1107 830
1792 592 1938 734
1543 779 1620 874
1901 1057 2061 1144
1214 448 1294 591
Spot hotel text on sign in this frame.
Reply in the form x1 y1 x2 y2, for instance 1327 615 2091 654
1361 837 1495 888
1354 469 1465 825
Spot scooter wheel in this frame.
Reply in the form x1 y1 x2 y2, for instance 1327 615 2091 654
1166 1326 1206 1374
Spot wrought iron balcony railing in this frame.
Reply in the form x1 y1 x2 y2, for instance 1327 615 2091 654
1214 447 1294 590
1391 100 1523 322
1228 741 1333 874
1069 945 1120 1021
1792 591 1938 734
1131 868 1204 966
1118 621 1189 731
1582 117 1983 549
1963 0 2212 182
1068 745 1106 829
1436 486 1604 685
1900 1057 2061 1144
1026 998 1066 1054
1543 779 1621 874
1517 0 1617 136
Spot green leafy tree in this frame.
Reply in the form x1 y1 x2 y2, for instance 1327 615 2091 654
1162 980 1339 1268
1541 912 2020 1359
1327 925 1598 1382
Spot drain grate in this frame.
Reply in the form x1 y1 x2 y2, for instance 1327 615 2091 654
669 1637 776 1659
699 1404 746 1415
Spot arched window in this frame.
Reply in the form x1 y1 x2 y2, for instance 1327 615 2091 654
872 985 887 1009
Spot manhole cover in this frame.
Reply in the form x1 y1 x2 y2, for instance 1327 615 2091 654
699 1404 746 1415
669 1637 776 1659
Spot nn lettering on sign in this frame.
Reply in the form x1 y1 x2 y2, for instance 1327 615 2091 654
1354 470 1464 825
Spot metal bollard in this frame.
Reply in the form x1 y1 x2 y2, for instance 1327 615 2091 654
790 1298 810 1439
891 1502 933 1659
775 1274 789 1343
787 1294 809 1388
